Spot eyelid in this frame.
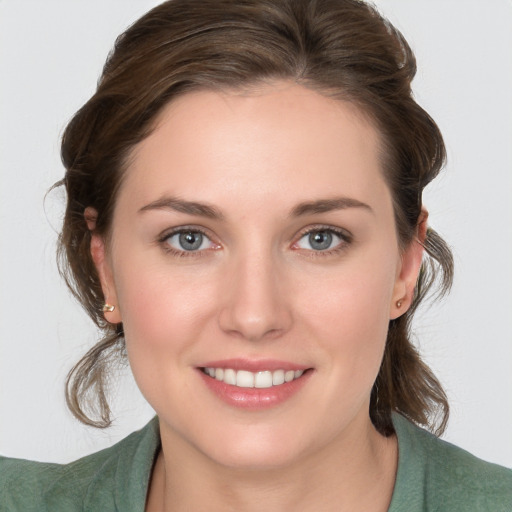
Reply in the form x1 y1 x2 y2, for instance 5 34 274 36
291 224 353 253
156 223 352 257
157 225 221 256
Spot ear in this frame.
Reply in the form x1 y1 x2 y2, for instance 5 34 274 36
85 207 122 324
390 208 428 319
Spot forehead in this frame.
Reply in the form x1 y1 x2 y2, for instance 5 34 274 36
120 82 389 214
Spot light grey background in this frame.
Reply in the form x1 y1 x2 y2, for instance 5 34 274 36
1 0 511 467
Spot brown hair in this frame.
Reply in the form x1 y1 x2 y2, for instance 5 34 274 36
58 0 453 434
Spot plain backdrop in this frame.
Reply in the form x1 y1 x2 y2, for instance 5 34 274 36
1 0 511 467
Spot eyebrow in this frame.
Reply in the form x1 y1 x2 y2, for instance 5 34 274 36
138 196 224 220
138 195 373 220
290 197 374 217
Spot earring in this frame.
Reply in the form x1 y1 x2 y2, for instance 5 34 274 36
102 304 116 313
396 300 403 308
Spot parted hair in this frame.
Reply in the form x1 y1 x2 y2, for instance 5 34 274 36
58 0 453 434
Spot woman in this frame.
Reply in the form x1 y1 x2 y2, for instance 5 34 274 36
1 0 511 510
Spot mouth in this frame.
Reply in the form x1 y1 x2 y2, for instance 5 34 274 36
198 360 313 410
201 367 307 389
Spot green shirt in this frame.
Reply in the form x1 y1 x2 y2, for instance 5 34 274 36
1 414 511 511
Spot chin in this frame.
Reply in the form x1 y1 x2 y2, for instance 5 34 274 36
193 423 315 470
208 442 304 471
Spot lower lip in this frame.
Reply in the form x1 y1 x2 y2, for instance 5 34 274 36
198 370 312 410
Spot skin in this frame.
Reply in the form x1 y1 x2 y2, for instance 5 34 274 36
87 81 426 511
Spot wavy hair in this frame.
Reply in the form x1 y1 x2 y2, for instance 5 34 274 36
57 0 453 433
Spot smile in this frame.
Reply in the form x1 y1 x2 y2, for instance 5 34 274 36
202 367 305 388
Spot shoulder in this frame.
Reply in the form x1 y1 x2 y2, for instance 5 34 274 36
0 417 160 512
391 413 512 512
0 456 65 512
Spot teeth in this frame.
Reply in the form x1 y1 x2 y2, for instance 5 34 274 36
236 370 254 388
203 367 306 388
284 370 295 383
272 369 285 386
223 368 236 385
254 371 272 388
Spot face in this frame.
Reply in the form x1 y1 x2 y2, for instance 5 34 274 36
91 82 423 469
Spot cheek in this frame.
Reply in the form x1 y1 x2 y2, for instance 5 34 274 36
298 251 396 371
113 260 218 363
112 260 223 417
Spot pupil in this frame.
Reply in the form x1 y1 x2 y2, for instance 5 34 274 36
179 231 202 250
309 231 332 250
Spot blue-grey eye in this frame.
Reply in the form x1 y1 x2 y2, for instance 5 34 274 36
166 230 211 251
309 231 332 250
179 231 203 250
296 229 343 251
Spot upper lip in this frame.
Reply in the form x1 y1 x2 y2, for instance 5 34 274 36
199 358 311 372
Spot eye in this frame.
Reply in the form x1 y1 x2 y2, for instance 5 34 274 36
294 228 349 252
162 229 216 253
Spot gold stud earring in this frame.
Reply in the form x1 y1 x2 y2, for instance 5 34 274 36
396 300 403 308
102 304 116 313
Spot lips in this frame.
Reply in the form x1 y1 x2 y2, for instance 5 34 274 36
198 359 312 409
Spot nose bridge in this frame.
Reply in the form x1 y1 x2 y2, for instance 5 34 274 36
218 241 291 341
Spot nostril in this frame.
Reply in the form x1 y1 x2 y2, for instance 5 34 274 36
218 306 291 342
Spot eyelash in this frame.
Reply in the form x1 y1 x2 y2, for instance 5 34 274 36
158 226 218 258
293 225 353 258
157 225 353 258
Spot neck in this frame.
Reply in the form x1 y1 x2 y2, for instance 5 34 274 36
147 414 397 512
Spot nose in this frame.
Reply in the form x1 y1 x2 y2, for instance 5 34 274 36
218 249 293 342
